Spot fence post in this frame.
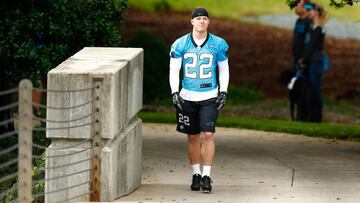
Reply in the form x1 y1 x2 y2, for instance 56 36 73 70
18 79 33 203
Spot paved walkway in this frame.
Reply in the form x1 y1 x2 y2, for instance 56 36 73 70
115 123 360 203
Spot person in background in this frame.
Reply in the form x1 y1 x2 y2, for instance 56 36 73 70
292 0 312 77
288 0 313 121
299 3 330 122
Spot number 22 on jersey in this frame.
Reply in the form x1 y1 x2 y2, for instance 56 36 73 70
184 53 213 79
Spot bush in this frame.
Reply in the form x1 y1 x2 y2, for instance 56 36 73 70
227 82 264 105
0 0 128 83
32 155 45 203
122 30 170 103
0 155 45 203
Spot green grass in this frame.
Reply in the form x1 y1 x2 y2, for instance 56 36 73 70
144 96 360 124
129 0 360 21
139 111 360 140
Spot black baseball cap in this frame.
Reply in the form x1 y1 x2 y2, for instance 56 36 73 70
191 8 209 19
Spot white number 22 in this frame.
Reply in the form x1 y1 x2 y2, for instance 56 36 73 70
179 113 190 126
184 53 213 79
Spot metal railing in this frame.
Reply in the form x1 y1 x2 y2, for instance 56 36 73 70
0 84 19 203
0 79 101 203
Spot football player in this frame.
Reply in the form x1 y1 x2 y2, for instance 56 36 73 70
169 7 229 193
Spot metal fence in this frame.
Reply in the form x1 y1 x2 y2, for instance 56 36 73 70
0 79 100 203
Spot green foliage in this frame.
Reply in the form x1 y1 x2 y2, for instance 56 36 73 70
139 111 360 140
0 134 18 202
32 155 45 203
130 0 360 21
285 0 359 9
286 0 299 9
122 30 170 103
0 0 128 83
0 184 16 203
330 0 346 7
139 111 176 123
0 156 45 203
227 83 264 105
144 83 265 106
0 152 46 203
217 117 360 139
330 0 360 8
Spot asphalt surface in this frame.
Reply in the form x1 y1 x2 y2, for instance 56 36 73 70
115 123 360 203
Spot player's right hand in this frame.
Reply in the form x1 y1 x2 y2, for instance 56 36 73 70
172 92 185 111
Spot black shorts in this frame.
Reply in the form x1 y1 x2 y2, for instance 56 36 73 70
175 98 218 135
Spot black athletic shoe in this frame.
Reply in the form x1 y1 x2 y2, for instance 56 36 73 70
191 174 201 191
201 175 213 193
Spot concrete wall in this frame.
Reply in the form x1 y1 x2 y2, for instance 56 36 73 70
45 47 143 202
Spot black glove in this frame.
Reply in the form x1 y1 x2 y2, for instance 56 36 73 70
216 91 228 110
172 92 185 111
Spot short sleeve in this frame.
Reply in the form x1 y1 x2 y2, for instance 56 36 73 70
217 39 229 62
170 38 184 59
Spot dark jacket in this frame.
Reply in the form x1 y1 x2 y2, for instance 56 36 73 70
292 17 312 62
303 25 325 67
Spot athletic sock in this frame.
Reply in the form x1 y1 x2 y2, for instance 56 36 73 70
192 163 201 175
202 165 211 177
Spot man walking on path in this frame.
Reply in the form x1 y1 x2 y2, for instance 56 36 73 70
169 7 230 193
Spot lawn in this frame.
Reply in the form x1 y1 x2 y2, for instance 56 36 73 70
129 0 360 21
141 96 360 140
139 111 360 140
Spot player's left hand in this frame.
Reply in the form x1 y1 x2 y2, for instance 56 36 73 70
216 91 228 111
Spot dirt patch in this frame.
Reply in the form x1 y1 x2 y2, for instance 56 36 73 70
122 9 360 99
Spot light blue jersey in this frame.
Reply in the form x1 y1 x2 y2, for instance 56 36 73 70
170 33 229 93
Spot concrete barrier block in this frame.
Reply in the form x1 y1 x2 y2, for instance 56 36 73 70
100 118 142 201
47 58 129 140
72 47 144 121
46 72 70 138
46 72 93 139
45 140 92 203
68 73 93 139
127 51 143 120
46 47 144 202
71 47 143 62
46 59 96 139
91 63 129 139
127 117 142 189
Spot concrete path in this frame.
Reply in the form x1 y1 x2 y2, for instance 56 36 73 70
115 123 360 203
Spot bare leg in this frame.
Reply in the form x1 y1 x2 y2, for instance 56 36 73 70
187 134 201 164
201 132 215 165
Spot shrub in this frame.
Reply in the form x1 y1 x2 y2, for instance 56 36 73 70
122 30 170 103
227 82 264 105
0 0 128 84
